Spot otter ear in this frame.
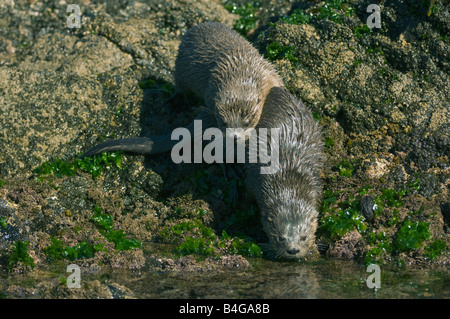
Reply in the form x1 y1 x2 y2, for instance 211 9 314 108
300 236 307 241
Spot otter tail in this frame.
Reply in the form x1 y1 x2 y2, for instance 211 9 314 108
80 111 215 159
80 135 175 158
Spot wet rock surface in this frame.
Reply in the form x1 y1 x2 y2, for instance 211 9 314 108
0 0 448 298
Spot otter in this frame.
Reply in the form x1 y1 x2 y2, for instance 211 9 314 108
83 87 324 260
176 22 283 135
81 23 324 260
245 87 324 260
82 21 283 158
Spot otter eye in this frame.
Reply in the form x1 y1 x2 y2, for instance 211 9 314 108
278 236 286 243
300 236 307 241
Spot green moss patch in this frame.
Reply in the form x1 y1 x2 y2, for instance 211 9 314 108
43 206 141 263
266 42 298 63
394 220 431 252
92 206 142 251
0 216 7 229
320 190 367 238
319 175 444 265
424 239 446 261
34 151 123 180
224 1 260 36
277 9 311 25
8 241 35 271
160 215 262 258
44 237 102 261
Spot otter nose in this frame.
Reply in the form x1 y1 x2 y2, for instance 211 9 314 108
286 248 300 255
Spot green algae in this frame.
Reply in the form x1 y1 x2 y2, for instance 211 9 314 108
224 1 260 36
277 9 311 25
266 41 298 63
361 182 430 266
395 220 431 252
176 236 216 256
319 174 438 265
380 188 405 208
365 231 393 265
354 24 372 38
43 206 142 262
220 230 262 257
315 0 356 23
92 206 142 251
138 78 157 90
34 151 123 180
160 218 217 257
366 45 384 55
0 216 7 229
138 79 174 95
320 194 367 238
324 137 335 149
161 219 215 240
160 215 262 258
8 241 35 271
424 239 446 261
336 159 354 177
317 0 344 23
44 237 101 261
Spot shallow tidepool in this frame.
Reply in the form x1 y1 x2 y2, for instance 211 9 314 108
2 256 448 299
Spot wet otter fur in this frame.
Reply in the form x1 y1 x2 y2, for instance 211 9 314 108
175 22 283 135
245 87 324 260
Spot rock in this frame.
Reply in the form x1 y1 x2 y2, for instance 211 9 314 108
359 196 375 222
327 231 364 260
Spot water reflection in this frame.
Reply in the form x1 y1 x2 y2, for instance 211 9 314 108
1 257 448 298
115 258 449 299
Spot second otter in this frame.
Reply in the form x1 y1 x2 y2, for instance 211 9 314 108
245 87 324 259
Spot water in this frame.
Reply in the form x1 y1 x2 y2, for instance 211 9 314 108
1 256 448 299
99 258 449 299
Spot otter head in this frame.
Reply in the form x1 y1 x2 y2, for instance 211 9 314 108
262 197 318 260
208 75 263 139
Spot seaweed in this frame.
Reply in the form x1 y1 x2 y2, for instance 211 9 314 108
224 1 260 36
160 216 262 257
395 220 431 251
8 241 35 271
266 41 298 63
44 236 104 261
277 9 311 25
34 151 123 180
92 206 142 251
